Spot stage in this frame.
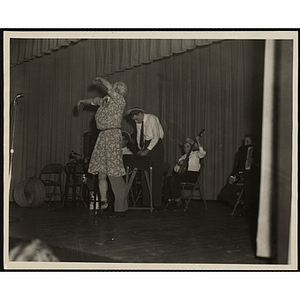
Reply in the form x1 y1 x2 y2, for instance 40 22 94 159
8 199 271 267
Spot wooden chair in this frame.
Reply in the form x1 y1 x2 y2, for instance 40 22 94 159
39 163 64 206
63 162 88 207
181 167 207 211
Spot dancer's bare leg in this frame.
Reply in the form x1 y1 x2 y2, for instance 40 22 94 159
98 172 108 209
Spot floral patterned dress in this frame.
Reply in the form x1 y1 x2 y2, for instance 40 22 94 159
88 91 126 177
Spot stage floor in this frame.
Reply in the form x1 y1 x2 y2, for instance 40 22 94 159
7 199 272 268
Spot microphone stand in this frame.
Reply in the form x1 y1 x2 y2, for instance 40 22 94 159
9 95 21 222
10 96 18 175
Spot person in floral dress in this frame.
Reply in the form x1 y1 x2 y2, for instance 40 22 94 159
77 77 128 216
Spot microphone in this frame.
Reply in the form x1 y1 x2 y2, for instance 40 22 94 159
13 93 24 106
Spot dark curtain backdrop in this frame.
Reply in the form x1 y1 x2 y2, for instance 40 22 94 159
10 39 81 66
11 38 221 71
9 39 265 200
160 40 265 199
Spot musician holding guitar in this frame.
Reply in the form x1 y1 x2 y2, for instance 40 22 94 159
165 130 206 210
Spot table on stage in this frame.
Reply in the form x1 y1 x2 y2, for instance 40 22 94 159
62 156 154 211
123 155 154 212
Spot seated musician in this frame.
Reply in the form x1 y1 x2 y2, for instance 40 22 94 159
121 131 133 155
164 136 206 210
219 134 260 214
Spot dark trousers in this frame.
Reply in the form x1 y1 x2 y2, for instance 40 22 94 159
220 182 244 207
164 171 199 200
141 139 164 208
220 175 254 207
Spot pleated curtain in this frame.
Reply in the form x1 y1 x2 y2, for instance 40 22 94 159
10 39 81 66
11 38 221 74
9 39 265 201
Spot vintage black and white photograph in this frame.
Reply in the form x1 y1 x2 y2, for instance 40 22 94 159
3 30 298 270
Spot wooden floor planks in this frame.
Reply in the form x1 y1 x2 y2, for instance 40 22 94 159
8 200 272 266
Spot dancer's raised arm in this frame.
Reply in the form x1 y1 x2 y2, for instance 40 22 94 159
77 98 93 110
93 77 113 90
77 96 109 110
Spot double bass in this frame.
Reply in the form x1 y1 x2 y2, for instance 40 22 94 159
177 129 205 175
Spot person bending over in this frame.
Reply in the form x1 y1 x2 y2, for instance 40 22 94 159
121 131 133 155
126 107 164 211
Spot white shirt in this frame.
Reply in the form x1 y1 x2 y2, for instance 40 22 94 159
136 114 164 151
174 147 206 173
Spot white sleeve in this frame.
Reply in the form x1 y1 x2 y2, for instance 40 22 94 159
147 116 162 151
196 147 206 159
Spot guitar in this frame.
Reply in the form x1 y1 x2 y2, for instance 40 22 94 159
177 129 205 175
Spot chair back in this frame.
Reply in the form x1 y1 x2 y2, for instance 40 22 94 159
38 163 64 206
39 163 64 176
181 166 207 210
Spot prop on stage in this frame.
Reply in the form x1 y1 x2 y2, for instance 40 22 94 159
124 155 154 212
63 150 110 214
13 177 46 208
63 148 154 213
62 151 90 208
